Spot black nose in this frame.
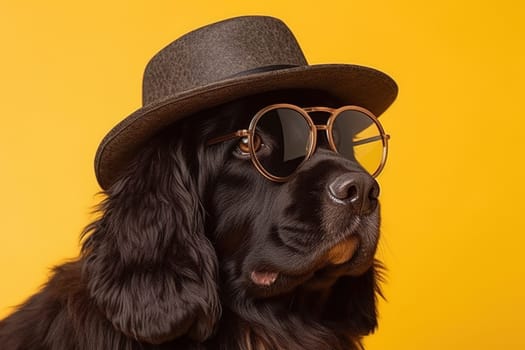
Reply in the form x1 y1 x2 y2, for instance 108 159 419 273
327 173 380 213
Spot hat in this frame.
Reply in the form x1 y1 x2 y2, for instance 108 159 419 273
95 15 398 189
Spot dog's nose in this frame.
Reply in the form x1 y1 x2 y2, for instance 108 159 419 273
327 173 380 213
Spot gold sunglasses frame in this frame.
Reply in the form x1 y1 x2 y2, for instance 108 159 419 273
207 103 390 182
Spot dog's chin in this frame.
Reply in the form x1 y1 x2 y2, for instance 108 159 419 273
246 232 375 298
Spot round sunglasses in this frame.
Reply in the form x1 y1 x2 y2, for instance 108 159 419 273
207 103 390 182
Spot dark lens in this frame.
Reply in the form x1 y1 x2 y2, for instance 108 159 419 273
254 107 311 178
332 110 384 175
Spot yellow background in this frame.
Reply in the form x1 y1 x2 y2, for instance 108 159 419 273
1 1 524 349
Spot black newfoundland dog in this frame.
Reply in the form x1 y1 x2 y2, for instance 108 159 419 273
1 14 398 350
0 90 385 350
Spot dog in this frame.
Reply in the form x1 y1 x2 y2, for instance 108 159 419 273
0 15 397 350
0 90 384 350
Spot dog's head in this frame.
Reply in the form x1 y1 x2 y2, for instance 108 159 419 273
82 90 383 345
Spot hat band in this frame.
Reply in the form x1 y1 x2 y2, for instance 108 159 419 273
227 64 300 79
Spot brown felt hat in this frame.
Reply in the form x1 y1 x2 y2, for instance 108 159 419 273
95 15 398 189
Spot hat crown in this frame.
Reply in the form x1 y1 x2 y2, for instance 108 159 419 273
142 16 308 106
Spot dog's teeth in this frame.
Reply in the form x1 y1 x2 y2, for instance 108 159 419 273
250 271 279 286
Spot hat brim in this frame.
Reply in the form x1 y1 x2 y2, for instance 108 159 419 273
95 64 398 189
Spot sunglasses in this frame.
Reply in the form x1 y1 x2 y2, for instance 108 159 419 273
207 103 390 182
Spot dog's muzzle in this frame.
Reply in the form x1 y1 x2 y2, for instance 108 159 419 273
327 172 379 215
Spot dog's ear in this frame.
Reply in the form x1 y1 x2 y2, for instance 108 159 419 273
82 134 220 344
324 263 382 337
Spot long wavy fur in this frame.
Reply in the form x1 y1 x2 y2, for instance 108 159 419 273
0 92 384 349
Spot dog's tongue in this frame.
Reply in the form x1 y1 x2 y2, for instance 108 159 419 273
250 271 279 286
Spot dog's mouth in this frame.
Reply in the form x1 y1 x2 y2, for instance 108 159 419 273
250 271 280 286
249 236 360 287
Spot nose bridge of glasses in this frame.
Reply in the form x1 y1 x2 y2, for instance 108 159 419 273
311 123 335 153
303 106 336 130
303 106 335 114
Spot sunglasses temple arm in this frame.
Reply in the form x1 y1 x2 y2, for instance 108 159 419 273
352 134 390 146
207 130 250 146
